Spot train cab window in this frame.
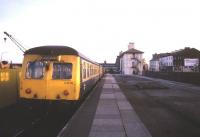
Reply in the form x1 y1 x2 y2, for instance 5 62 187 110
52 63 72 79
26 61 45 79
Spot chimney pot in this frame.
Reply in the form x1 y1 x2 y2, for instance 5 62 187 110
128 42 135 49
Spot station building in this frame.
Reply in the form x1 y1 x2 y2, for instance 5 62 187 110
117 43 144 75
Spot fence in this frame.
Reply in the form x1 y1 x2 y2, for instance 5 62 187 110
145 71 200 85
0 68 21 108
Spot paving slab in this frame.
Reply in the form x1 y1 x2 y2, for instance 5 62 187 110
117 100 133 110
90 124 124 132
100 93 115 99
94 114 121 119
89 131 126 137
103 84 113 89
92 118 123 126
95 106 119 115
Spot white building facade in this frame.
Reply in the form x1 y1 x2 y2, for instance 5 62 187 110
149 60 159 72
159 55 173 71
119 43 144 75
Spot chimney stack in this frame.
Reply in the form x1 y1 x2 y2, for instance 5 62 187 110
128 42 135 49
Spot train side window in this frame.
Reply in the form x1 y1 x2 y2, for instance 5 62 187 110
90 65 92 76
83 62 86 79
52 63 72 79
87 63 90 78
26 61 45 79
92 66 94 75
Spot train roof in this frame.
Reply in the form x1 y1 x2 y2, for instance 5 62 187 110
24 45 99 65
25 45 78 55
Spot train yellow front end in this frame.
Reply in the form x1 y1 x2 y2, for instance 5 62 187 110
20 46 81 102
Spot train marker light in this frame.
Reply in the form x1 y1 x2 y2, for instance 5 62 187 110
56 95 61 99
33 94 38 98
25 88 32 94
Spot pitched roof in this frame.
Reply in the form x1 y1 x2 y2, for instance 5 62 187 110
119 48 144 57
150 47 200 61
171 47 200 56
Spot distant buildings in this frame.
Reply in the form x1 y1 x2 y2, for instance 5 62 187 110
100 61 118 73
0 61 22 69
149 47 200 72
149 54 160 72
101 42 146 75
117 43 144 75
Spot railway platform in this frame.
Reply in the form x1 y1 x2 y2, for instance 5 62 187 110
58 74 152 137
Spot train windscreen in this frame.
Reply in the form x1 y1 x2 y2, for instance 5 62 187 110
25 61 45 79
52 63 72 79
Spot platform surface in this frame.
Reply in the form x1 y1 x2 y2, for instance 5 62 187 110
58 74 152 137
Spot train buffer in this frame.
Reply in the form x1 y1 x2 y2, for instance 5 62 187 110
58 74 152 137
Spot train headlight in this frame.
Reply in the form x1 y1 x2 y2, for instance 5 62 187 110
63 90 69 96
58 55 61 62
25 88 32 94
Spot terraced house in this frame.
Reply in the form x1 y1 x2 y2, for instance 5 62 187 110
149 47 200 72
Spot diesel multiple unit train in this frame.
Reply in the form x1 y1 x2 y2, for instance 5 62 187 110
19 46 103 105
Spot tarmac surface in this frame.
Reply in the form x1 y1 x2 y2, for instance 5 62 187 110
58 74 200 137
114 74 200 137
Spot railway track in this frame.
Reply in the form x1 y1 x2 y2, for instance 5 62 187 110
0 103 44 137
0 86 93 137
0 101 80 137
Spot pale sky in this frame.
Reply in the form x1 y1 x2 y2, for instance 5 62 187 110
0 0 200 63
